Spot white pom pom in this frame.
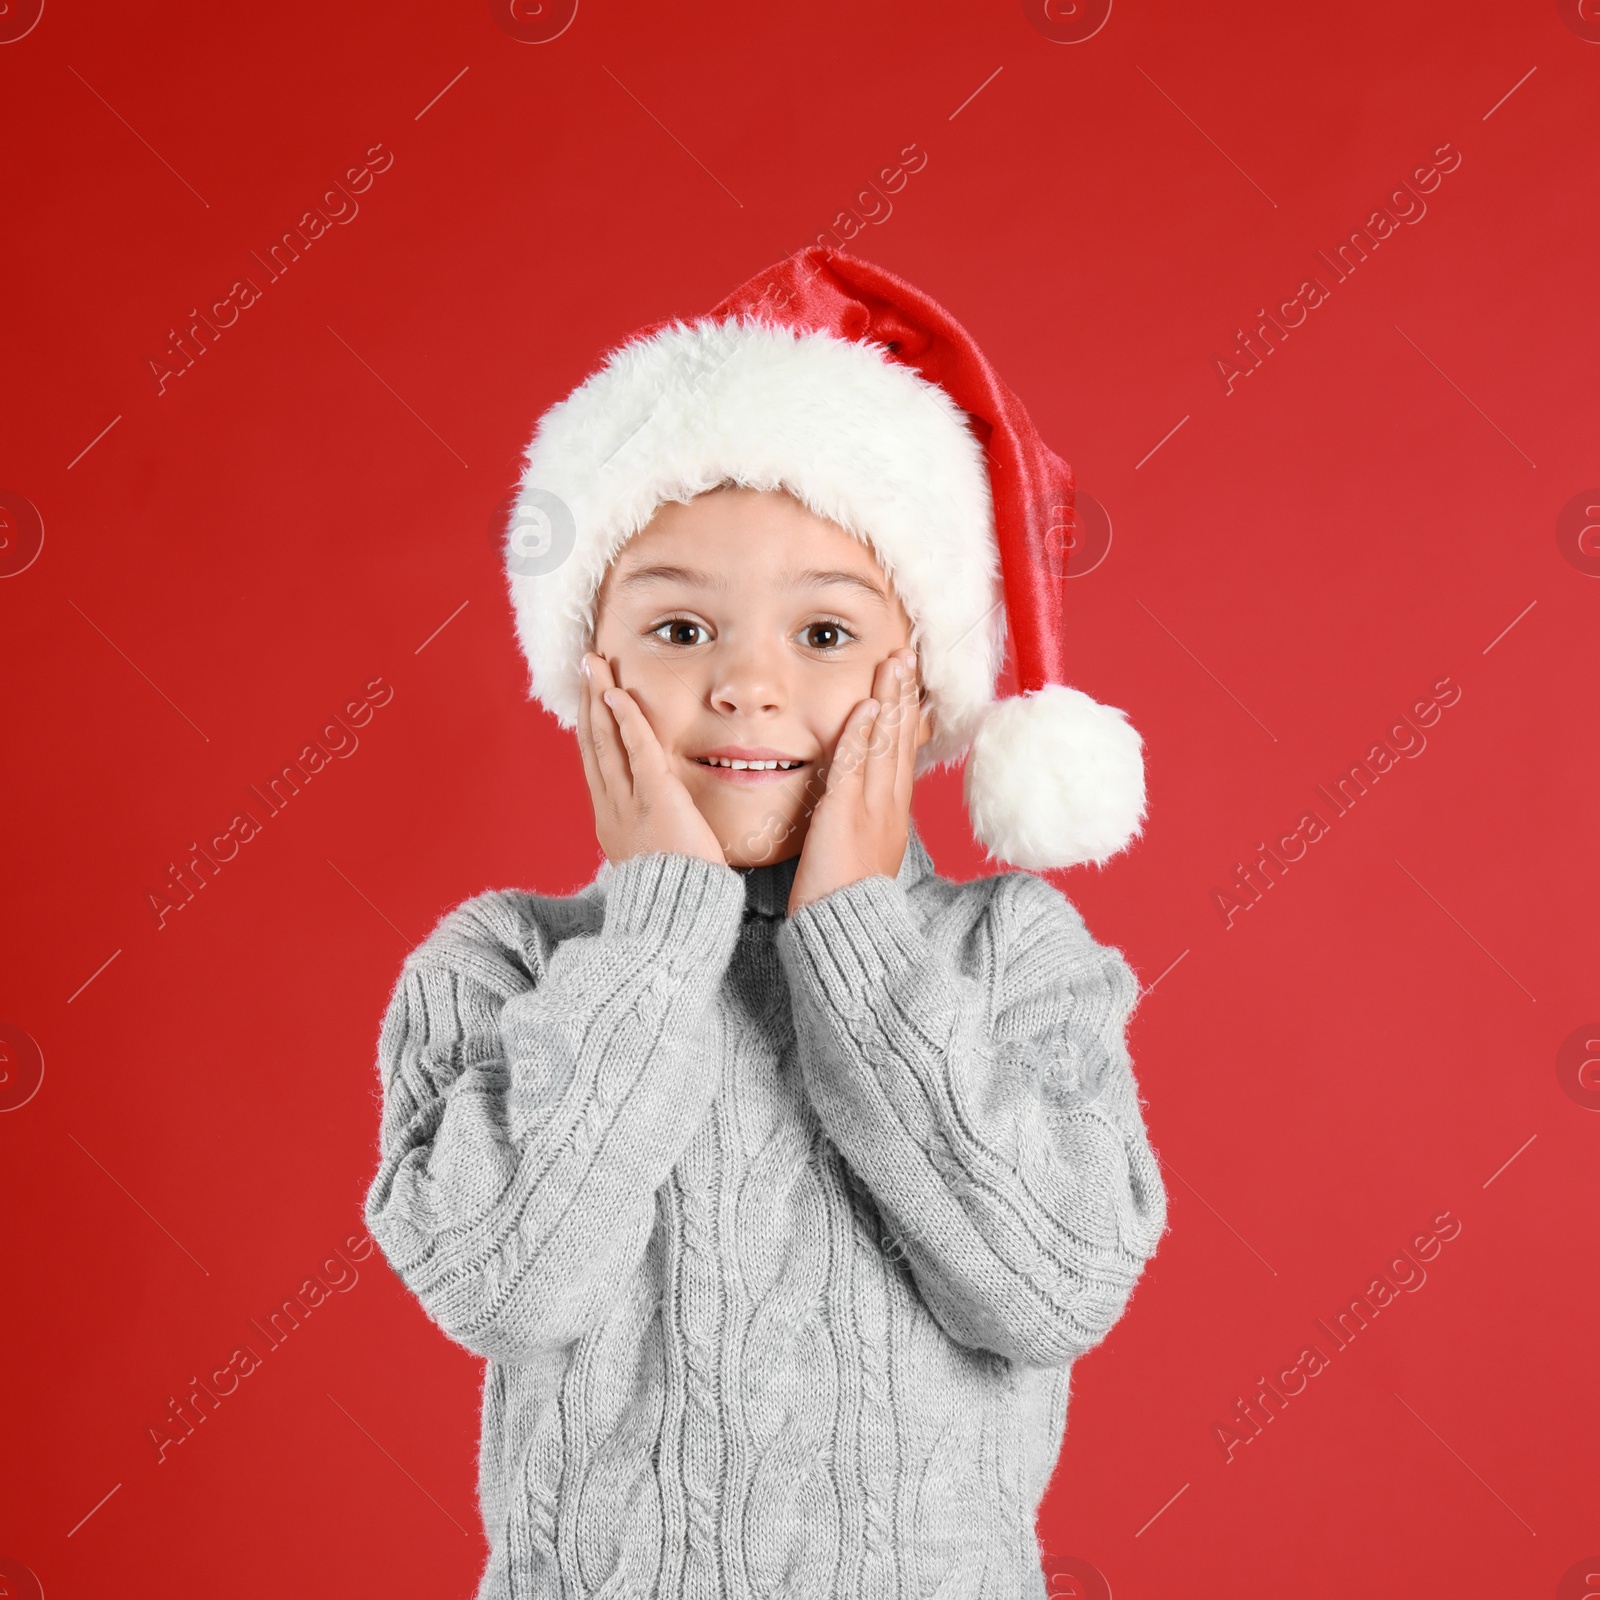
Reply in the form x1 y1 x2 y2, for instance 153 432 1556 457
963 684 1147 870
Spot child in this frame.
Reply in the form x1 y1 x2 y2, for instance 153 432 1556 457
364 248 1168 1599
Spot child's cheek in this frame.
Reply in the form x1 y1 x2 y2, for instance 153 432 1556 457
634 687 693 765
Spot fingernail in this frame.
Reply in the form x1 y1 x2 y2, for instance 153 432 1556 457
581 655 591 679
891 662 904 681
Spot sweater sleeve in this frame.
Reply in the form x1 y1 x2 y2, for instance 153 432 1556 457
775 868 1168 1369
363 852 746 1364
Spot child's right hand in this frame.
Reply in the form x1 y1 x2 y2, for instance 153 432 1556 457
577 651 728 867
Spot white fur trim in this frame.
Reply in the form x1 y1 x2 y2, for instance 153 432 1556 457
504 316 1002 770
963 684 1147 869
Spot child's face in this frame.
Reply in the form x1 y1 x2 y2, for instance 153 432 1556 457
591 485 934 868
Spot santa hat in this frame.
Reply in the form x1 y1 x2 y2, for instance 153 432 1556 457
502 247 1146 871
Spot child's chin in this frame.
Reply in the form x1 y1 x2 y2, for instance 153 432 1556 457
706 805 806 870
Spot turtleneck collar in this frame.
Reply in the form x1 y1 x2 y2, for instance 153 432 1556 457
738 820 936 920
589 824 938 920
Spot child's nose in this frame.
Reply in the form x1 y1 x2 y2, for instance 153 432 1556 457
708 647 785 716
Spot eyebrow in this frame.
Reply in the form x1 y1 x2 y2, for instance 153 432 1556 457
616 565 890 605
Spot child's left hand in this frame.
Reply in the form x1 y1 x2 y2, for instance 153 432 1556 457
787 647 923 916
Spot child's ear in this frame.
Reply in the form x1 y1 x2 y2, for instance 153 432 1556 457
915 693 936 750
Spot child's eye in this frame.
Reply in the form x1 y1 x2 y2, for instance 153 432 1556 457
799 618 856 651
647 618 856 650
649 618 710 647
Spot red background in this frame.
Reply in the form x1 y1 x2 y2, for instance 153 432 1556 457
2 1 1596 1595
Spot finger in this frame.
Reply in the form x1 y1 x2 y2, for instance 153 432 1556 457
894 647 920 799
589 656 632 796
862 654 903 811
826 696 880 801
602 686 669 788
575 654 606 801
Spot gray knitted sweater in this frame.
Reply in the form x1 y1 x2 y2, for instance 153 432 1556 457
364 823 1167 1598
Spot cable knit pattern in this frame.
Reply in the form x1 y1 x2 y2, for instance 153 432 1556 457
364 825 1168 1598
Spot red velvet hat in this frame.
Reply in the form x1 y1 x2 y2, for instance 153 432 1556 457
504 247 1147 870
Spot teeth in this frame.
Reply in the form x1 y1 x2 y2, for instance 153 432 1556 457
699 757 801 770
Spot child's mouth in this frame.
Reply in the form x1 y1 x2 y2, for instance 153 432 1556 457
690 754 809 785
